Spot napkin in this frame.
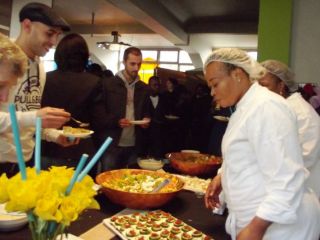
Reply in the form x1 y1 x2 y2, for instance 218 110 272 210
80 223 115 240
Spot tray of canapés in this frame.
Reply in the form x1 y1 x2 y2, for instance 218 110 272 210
103 209 214 240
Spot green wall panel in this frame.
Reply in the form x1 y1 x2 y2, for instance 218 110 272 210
258 0 292 64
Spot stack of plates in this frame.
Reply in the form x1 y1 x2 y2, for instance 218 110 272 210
0 204 28 231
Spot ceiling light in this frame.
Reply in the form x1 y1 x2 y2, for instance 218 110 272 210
96 31 131 51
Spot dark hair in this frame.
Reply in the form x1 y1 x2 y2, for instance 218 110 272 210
148 76 160 83
54 33 89 72
223 62 237 74
168 77 178 86
102 69 114 78
86 63 103 77
123 47 142 61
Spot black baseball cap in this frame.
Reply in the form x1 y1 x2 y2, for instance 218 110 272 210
19 2 70 31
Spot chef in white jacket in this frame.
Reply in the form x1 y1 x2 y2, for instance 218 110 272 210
204 48 320 240
259 60 320 198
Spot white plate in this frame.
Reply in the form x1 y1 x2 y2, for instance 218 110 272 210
60 130 94 138
0 204 28 232
165 115 180 120
130 119 150 125
56 233 83 240
213 115 229 122
181 149 200 153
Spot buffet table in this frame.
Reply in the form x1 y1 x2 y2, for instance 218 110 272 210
0 190 231 240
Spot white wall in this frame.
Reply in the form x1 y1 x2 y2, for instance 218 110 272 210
291 0 320 84
83 35 120 74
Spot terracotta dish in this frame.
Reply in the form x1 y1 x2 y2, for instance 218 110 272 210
166 152 222 176
96 169 184 209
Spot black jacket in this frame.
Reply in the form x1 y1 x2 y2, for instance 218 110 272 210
98 75 150 152
41 70 108 160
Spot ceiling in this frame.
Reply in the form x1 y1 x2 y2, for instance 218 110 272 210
0 0 259 66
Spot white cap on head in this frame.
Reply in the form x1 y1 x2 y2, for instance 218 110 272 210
204 48 266 81
260 59 298 92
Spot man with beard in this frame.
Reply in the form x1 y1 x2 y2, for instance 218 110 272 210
0 2 75 176
100 47 150 170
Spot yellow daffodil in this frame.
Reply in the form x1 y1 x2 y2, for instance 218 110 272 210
0 173 9 203
2 166 99 222
34 191 62 222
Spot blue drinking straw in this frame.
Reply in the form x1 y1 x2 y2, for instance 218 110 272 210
65 153 89 195
35 117 42 174
77 137 113 181
8 104 26 180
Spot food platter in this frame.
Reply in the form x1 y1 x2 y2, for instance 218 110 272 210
60 126 94 138
103 208 214 240
172 174 210 194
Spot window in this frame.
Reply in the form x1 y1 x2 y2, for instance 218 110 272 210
41 49 57 72
117 48 194 83
159 51 178 62
179 50 192 64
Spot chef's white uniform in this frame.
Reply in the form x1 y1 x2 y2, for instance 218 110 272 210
221 83 320 240
287 92 320 198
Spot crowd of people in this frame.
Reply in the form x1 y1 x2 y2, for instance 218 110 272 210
0 2 320 240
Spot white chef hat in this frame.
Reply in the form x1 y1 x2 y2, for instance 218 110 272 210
260 60 298 92
204 48 266 82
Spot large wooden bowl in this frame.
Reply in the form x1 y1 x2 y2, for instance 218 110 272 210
96 169 184 209
166 152 222 176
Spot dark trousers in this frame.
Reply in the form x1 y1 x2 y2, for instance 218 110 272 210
100 146 137 171
0 160 34 178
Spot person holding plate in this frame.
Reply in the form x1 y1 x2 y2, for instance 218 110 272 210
0 3 73 177
204 48 320 239
99 47 151 170
41 33 108 176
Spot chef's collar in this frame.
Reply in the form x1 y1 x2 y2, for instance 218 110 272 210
235 81 258 110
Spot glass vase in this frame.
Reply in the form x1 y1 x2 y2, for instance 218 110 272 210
28 215 66 240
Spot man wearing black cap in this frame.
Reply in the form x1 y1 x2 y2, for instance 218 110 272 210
0 2 76 175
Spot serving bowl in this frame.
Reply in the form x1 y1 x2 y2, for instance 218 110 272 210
96 169 184 209
166 152 222 176
0 204 28 232
137 158 165 170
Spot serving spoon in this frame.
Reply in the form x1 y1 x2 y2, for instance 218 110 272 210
151 179 170 193
71 117 90 128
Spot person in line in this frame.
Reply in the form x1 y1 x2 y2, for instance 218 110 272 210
204 48 320 240
187 83 212 153
142 76 167 158
163 77 191 152
0 33 69 133
259 59 320 198
100 47 150 170
41 33 108 176
309 85 320 114
0 2 74 176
